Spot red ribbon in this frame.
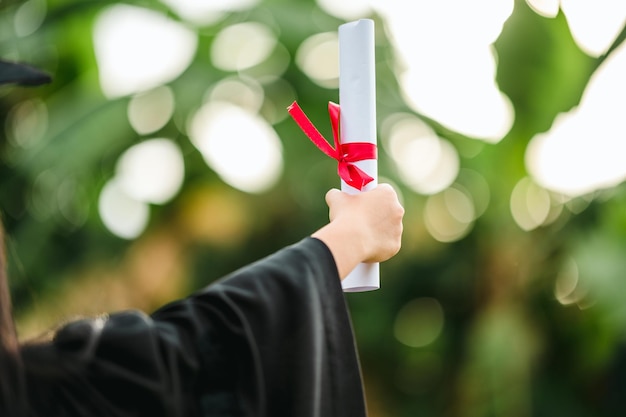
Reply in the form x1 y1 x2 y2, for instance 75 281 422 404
287 101 377 191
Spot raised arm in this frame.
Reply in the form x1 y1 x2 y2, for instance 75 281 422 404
312 183 404 280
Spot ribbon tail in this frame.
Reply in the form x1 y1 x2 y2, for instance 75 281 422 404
338 162 375 191
287 101 338 158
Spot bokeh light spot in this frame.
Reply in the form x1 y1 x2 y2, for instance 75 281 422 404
525 0 559 18
386 115 460 195
424 187 474 243
560 0 626 57
14 0 46 37
372 0 515 142
526 41 626 197
128 86 175 135
510 177 551 231
445 186 476 224
554 258 584 305
316 0 372 20
295 32 339 89
208 76 264 114
211 22 277 72
93 4 197 98
160 0 259 25
456 169 491 218
7 99 48 149
239 42 291 82
98 179 150 239
394 297 445 348
188 102 282 193
116 138 185 205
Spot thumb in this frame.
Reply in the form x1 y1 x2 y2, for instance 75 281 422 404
324 188 347 221
324 188 344 207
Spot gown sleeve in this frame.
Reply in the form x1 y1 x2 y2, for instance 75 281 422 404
23 237 368 417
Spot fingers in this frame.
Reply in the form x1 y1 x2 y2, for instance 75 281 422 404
319 183 404 265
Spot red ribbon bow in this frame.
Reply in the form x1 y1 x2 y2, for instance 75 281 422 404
287 101 377 191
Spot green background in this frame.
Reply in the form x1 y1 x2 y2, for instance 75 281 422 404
2 0 626 416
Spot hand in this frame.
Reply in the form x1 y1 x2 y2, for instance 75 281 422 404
312 184 404 279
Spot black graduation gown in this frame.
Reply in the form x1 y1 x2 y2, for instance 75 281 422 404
22 237 368 417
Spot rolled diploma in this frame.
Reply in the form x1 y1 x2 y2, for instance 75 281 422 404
338 19 379 292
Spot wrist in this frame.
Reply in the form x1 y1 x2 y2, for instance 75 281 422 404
311 218 367 280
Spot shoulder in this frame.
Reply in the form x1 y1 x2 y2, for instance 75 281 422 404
53 314 109 360
22 311 151 371
23 310 200 417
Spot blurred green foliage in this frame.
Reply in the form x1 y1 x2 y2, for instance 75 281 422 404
2 0 626 416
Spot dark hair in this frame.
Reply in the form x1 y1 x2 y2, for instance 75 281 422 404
0 220 27 416
0 57 51 359
0 59 51 415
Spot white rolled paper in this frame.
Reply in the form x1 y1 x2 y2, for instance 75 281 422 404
338 19 379 292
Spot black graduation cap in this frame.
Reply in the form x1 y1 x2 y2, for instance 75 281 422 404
0 59 51 86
